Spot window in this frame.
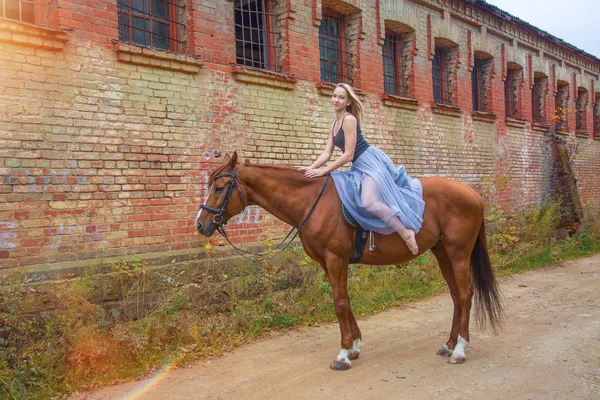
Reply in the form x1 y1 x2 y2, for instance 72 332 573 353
505 64 522 118
117 0 185 52
532 73 548 123
472 53 493 112
432 42 457 105
594 96 600 136
234 0 279 71
383 30 410 97
576 87 588 133
1 0 34 23
555 81 569 132
319 8 352 84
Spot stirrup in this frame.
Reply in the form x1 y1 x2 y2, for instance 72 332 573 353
368 231 376 251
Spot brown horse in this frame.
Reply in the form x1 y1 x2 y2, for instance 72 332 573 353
195 152 503 370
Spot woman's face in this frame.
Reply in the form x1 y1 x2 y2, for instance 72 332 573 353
331 87 351 112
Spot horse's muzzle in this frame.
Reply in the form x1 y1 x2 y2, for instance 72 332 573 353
196 220 216 237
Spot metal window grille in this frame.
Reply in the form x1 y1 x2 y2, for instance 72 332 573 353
1 0 35 23
594 102 600 134
433 47 452 105
319 11 352 84
576 90 586 131
117 0 185 52
555 84 568 132
234 0 279 71
383 32 408 97
472 58 485 111
532 77 545 123
505 69 517 118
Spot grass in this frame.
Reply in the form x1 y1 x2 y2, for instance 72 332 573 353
1 200 600 399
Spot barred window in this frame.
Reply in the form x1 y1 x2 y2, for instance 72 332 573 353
433 45 455 105
594 96 600 135
1 0 34 23
532 73 547 123
505 65 522 118
472 54 493 112
234 0 279 71
383 31 409 97
319 8 352 84
117 0 186 52
555 81 569 132
576 87 588 132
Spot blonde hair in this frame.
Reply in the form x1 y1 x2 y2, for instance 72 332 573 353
336 83 364 127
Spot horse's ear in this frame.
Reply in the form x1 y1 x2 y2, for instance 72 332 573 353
229 151 238 166
223 153 231 163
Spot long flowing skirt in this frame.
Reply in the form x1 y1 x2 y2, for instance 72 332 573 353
331 146 425 234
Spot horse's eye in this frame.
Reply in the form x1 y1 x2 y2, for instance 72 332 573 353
215 186 224 193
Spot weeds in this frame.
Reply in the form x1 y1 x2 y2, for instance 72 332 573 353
1 200 600 399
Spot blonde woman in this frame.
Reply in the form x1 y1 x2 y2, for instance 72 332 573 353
295 83 424 255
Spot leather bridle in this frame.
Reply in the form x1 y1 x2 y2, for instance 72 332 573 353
199 167 246 227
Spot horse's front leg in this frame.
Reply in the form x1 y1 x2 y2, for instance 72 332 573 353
324 253 359 370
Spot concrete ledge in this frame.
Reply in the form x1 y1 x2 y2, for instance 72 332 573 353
0 18 69 50
115 42 203 74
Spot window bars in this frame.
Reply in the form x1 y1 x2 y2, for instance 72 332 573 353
319 11 352 84
433 47 452 105
594 102 600 135
383 32 409 97
117 0 186 52
505 68 518 118
576 89 587 132
1 0 35 23
472 58 485 111
532 76 545 123
234 0 279 71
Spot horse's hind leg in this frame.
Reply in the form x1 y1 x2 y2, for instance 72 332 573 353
430 243 461 358
445 246 475 364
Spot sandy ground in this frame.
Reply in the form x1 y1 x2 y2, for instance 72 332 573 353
71 254 600 400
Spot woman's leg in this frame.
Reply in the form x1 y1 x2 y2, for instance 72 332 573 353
361 177 418 255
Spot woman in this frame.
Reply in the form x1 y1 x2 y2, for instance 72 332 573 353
295 83 424 255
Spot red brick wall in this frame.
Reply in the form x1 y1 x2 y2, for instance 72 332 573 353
1 0 599 271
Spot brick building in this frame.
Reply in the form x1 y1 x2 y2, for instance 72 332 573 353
1 0 599 273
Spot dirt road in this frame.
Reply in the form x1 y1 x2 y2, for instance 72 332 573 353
73 254 600 400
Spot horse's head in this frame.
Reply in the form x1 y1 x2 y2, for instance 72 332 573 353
195 151 247 237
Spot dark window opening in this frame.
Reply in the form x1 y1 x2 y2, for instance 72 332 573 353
505 67 521 118
234 0 279 71
319 9 352 84
594 99 600 135
117 0 185 52
555 82 569 132
383 31 409 97
532 74 547 123
576 88 587 132
433 46 453 105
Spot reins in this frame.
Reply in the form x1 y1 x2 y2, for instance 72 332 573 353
203 169 331 262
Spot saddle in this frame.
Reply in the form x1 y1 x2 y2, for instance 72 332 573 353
341 201 374 264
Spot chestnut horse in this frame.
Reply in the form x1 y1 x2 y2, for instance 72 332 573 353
196 152 503 370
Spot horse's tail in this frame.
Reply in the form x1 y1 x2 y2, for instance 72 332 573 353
471 219 504 333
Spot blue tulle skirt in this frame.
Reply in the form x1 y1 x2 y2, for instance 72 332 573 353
332 146 425 234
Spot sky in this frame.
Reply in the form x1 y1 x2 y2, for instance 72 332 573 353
485 0 600 58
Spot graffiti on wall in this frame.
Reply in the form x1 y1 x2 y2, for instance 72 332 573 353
6 168 115 193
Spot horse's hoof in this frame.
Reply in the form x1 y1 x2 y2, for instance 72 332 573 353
437 345 452 357
348 350 360 360
330 360 352 371
449 354 466 364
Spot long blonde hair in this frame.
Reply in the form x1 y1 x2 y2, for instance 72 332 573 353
336 83 364 127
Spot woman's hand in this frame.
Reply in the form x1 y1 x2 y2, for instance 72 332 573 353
302 168 327 178
294 166 310 172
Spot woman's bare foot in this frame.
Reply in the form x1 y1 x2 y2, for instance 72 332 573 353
399 229 419 255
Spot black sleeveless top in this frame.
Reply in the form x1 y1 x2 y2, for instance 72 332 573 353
332 116 370 162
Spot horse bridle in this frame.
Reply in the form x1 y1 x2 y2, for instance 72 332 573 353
200 167 246 227
199 168 331 262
